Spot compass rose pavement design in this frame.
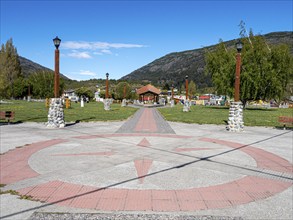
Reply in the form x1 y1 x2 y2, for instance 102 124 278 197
0 107 292 219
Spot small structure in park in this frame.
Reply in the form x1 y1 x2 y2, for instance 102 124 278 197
136 84 161 103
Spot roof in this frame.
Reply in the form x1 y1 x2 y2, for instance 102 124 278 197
199 95 210 100
136 84 161 95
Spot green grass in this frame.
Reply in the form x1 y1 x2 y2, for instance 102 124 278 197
158 104 293 128
0 100 138 123
1 100 292 128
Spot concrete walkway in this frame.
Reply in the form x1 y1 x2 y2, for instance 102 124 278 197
0 107 292 219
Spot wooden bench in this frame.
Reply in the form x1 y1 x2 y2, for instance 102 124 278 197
278 116 293 130
0 111 15 124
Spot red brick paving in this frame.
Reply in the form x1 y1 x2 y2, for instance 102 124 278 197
14 174 292 211
124 190 152 211
134 108 158 132
200 137 293 174
0 139 67 184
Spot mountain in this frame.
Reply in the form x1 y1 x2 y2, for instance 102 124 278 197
121 31 293 89
18 56 69 79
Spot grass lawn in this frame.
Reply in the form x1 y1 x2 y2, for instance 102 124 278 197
158 104 293 128
1 100 292 128
0 100 138 123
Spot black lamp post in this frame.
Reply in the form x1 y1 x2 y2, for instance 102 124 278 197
234 40 243 102
53 36 61 98
106 73 109 99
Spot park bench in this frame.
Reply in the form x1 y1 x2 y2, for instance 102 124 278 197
0 111 15 124
278 116 293 130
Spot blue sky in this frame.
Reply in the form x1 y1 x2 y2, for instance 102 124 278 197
1 0 292 80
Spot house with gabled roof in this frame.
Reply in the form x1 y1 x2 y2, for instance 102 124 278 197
136 84 161 103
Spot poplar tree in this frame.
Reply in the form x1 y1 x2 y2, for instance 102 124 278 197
115 82 131 100
205 40 235 97
0 38 22 98
205 26 293 106
188 80 197 98
28 71 64 98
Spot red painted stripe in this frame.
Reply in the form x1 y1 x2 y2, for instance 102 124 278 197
134 159 153 184
137 138 151 147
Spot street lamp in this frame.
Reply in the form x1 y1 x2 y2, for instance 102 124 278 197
185 75 188 100
106 73 109 99
171 84 174 100
53 36 61 98
234 40 243 102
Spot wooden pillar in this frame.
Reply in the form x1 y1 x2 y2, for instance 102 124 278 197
234 52 241 102
54 49 60 98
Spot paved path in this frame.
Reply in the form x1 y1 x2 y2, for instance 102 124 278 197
0 107 292 219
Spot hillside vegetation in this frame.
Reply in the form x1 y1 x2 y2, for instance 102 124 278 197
121 32 293 89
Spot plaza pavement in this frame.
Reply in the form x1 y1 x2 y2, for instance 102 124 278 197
0 107 292 220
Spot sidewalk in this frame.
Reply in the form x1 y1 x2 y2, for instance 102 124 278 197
0 108 292 219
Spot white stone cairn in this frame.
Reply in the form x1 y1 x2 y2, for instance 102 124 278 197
183 100 191 112
46 98 65 128
227 101 244 132
170 100 175 107
104 98 112 111
121 99 126 107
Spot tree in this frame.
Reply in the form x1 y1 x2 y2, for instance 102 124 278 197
162 83 170 91
240 31 293 104
28 71 64 98
13 77 28 98
114 82 131 100
180 84 185 95
188 80 196 98
75 87 94 100
205 25 293 105
0 38 22 98
204 40 235 97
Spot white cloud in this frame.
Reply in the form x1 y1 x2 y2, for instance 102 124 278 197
79 70 97 76
68 51 92 59
62 41 146 59
101 49 112 54
62 41 145 50
93 52 103 55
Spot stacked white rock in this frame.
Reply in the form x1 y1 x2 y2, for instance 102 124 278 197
227 101 244 132
104 98 112 111
121 99 127 107
183 100 191 112
170 100 175 107
46 98 65 128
